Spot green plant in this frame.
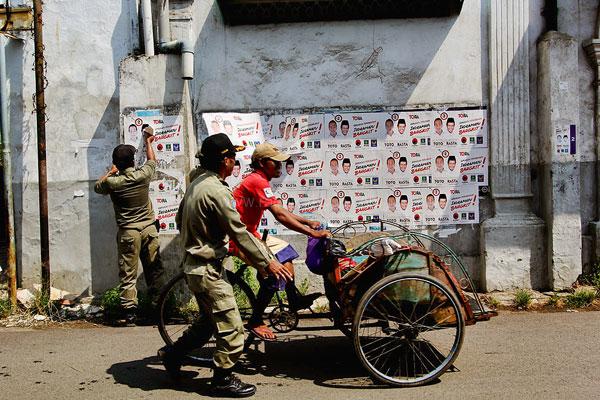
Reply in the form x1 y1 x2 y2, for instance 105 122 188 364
179 298 200 323
31 291 52 316
100 287 121 319
546 294 561 307
297 277 310 296
565 288 596 308
513 289 532 309
486 296 501 309
581 262 600 289
0 298 13 318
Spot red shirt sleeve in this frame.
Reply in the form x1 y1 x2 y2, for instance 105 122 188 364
249 178 279 209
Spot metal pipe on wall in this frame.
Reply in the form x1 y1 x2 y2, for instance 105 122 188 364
32 0 50 299
141 0 155 56
0 34 17 307
157 0 194 80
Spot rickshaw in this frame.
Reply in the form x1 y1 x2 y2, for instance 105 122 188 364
157 220 497 387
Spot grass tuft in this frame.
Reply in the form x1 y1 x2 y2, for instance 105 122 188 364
565 288 596 308
513 289 532 309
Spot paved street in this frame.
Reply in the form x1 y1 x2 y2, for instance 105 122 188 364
0 311 599 399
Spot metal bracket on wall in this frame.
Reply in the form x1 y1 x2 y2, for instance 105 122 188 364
0 4 33 32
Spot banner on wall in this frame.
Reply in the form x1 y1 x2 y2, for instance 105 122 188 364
122 109 186 234
203 107 488 231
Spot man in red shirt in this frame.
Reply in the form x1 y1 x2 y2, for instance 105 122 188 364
232 143 331 340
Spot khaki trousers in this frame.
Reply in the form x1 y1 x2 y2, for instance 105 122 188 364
184 260 245 369
117 223 164 310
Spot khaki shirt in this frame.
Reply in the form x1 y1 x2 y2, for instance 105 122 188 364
94 160 156 229
177 168 272 273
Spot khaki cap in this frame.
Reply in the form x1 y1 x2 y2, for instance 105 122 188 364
251 143 290 163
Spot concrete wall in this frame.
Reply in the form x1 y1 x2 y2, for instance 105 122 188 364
4 0 600 294
7 0 138 293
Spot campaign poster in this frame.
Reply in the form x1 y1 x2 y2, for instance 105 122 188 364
323 112 385 150
297 114 325 152
430 109 488 148
352 189 384 228
410 188 425 226
259 208 290 236
271 152 326 191
430 148 461 186
352 151 383 188
445 186 479 224
265 114 305 154
379 188 413 228
325 190 358 228
457 147 488 186
123 110 185 169
407 112 432 149
202 112 265 162
149 170 185 198
409 149 433 186
381 111 412 150
379 150 412 187
325 151 356 189
154 202 180 234
295 190 327 221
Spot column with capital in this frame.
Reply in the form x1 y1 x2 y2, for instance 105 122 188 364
481 0 545 291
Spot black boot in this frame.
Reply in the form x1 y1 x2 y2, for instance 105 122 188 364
114 308 137 327
157 345 183 381
212 367 256 398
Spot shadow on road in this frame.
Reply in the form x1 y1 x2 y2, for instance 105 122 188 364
107 333 443 393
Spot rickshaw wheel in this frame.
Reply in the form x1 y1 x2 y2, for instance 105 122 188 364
353 273 464 387
269 306 299 333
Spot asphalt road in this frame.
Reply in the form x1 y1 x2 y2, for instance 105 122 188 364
0 311 599 399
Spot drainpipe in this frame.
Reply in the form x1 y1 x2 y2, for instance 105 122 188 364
0 35 17 307
157 0 194 80
141 0 155 56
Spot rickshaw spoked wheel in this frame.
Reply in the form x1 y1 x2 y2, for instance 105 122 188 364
352 273 464 387
269 305 299 333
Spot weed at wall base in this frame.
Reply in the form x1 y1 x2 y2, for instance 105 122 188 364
513 289 532 309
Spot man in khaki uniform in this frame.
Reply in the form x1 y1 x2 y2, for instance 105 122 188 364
160 133 291 398
94 127 164 326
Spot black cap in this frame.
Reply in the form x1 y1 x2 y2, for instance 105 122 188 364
196 133 246 160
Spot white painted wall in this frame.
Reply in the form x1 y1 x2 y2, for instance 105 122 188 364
4 0 600 293
7 0 137 292
193 0 486 112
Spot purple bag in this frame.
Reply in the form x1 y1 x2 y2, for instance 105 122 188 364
306 236 328 275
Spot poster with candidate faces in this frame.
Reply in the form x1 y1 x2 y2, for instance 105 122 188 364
429 109 488 148
203 107 488 230
123 109 186 234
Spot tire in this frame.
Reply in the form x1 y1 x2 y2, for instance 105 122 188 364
353 273 464 387
268 305 299 333
158 268 257 347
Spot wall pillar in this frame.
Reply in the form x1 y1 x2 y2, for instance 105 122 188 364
538 32 582 289
481 0 545 291
584 20 600 270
